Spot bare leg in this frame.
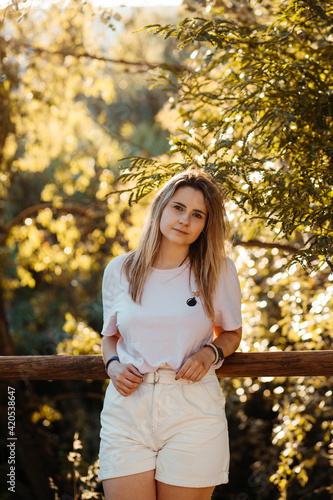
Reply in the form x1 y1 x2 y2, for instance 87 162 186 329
157 481 215 500
103 470 156 500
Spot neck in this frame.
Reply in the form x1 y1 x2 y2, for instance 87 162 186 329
154 242 189 270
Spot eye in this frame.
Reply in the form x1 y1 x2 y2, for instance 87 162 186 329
173 204 183 211
193 212 203 219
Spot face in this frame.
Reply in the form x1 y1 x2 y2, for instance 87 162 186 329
159 186 207 249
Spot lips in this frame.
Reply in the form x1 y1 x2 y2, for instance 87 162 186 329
173 228 188 235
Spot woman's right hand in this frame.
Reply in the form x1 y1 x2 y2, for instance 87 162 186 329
107 361 144 397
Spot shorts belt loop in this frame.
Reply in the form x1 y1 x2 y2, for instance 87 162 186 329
153 370 160 383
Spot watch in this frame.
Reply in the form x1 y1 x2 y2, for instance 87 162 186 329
215 346 225 364
204 343 224 365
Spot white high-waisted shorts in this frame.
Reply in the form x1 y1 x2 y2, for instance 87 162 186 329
98 367 229 488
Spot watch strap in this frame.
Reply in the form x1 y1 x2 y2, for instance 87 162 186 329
215 346 225 363
204 343 224 365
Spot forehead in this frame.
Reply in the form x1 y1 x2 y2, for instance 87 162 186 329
170 186 206 210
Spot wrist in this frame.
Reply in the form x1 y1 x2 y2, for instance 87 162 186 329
203 343 224 365
203 344 217 365
105 356 120 375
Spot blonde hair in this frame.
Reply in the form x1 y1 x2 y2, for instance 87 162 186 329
123 168 230 320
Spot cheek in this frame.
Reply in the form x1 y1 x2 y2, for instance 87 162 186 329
190 222 206 242
195 218 206 233
159 217 165 235
161 208 176 227
159 210 171 233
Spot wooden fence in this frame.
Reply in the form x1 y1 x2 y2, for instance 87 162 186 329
0 351 332 380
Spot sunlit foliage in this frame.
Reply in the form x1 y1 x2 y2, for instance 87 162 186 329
116 1 333 498
0 4 172 498
120 0 333 273
0 2 169 354
1 1 332 499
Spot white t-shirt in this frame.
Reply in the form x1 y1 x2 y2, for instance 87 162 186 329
101 254 242 373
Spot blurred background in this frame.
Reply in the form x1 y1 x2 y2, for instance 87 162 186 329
0 0 332 499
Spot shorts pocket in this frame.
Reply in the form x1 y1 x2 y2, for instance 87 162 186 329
102 380 124 413
198 377 225 410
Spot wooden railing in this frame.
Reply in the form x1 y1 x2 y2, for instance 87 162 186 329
0 351 332 379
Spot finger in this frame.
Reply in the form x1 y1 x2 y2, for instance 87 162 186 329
177 356 205 379
128 365 144 377
116 382 136 395
120 368 143 384
127 365 144 380
186 367 204 381
176 361 194 380
118 384 139 397
117 387 132 397
118 378 141 391
175 365 187 380
191 370 206 382
118 368 144 388
182 362 207 381
120 373 142 385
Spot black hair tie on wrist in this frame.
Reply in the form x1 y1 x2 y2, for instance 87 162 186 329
105 356 120 374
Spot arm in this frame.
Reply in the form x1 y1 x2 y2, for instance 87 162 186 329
175 326 242 382
103 334 143 397
102 332 119 363
212 325 242 357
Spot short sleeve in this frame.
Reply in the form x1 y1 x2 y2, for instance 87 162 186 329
213 257 242 330
101 255 125 337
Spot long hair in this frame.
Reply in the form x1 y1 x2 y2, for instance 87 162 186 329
123 168 230 320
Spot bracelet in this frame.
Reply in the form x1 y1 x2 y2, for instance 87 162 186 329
105 356 120 374
203 343 219 365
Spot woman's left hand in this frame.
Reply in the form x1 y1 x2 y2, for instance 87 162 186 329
175 346 216 382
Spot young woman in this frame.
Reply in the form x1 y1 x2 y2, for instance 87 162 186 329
98 169 242 500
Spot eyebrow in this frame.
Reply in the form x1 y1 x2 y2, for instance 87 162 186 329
172 201 207 216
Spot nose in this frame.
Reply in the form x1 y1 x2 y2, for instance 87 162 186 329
179 212 190 225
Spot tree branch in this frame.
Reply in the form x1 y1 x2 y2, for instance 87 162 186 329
233 238 299 254
1 203 302 255
87 110 155 157
0 202 106 245
3 38 186 72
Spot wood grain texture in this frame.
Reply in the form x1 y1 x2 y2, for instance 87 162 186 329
0 351 332 380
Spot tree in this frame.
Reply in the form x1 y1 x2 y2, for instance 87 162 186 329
119 0 333 273
1 1 332 498
0 1 173 354
0 3 174 497
115 1 333 498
